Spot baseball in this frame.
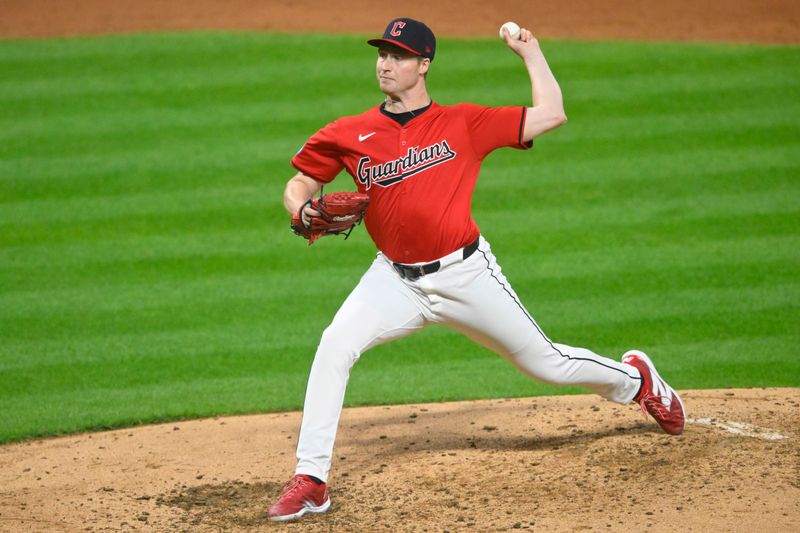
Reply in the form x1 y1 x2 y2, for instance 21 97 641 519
499 21 521 41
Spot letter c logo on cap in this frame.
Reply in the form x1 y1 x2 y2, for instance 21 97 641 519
390 21 406 36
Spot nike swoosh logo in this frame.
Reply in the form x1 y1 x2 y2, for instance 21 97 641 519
358 132 376 142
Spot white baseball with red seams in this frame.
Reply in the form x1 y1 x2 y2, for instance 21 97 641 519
500 21 522 40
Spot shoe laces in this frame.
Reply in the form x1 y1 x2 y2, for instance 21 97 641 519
638 393 673 420
279 475 311 499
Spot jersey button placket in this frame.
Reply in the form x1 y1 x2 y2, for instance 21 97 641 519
399 129 408 195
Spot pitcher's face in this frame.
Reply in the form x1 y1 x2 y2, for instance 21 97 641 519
376 46 428 95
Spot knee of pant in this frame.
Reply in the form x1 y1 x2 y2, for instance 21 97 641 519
316 324 362 369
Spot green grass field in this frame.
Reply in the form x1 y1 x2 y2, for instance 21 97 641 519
1 32 798 443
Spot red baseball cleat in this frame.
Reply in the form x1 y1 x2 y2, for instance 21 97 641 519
622 350 686 435
268 474 331 522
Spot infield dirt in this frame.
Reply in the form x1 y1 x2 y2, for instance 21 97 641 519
1 1 798 532
1 390 798 532
1 0 799 43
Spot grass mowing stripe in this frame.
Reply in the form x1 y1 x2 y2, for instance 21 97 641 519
3 229 797 306
555 104 800 142
647 336 800 387
0 99 269 140
0 99 313 147
0 117 291 161
4 101 798 163
0 56 788 107
2 185 272 224
0 56 372 102
0 373 312 442
553 306 797 352
4 247 796 329
539 126 799 164
7 159 795 222
3 231 797 298
4 142 797 204
490 212 800 256
0 323 323 372
449 79 795 114
535 283 798 329
480 186 799 227
4 99 799 154
5 182 797 247
481 145 799 188
5 208 796 311
0 283 798 378
5 147 796 210
493 234 800 281
2 266 362 321
648 335 797 364
0 135 299 182
484 162 799 196
14 255 791 316
11 295 793 374
0 228 368 271
1 346 311 396
3 278 794 343
3 204 271 247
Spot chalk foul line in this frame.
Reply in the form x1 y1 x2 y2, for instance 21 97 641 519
687 418 790 441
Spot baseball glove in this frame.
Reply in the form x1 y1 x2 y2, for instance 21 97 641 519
291 191 370 245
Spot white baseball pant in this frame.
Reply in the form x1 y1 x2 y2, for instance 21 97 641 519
295 236 642 482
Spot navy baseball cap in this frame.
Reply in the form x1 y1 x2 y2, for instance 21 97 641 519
368 18 436 61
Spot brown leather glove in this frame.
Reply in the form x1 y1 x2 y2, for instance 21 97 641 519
291 192 370 245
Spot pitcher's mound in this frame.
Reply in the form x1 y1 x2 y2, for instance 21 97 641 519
1 388 798 532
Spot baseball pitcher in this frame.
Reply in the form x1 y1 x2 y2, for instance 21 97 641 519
269 18 685 522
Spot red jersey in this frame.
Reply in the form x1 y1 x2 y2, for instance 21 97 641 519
291 102 531 263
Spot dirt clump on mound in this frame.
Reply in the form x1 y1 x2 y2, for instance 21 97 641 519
0 389 798 532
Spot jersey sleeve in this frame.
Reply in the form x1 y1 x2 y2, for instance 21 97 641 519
290 120 344 183
457 103 533 159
